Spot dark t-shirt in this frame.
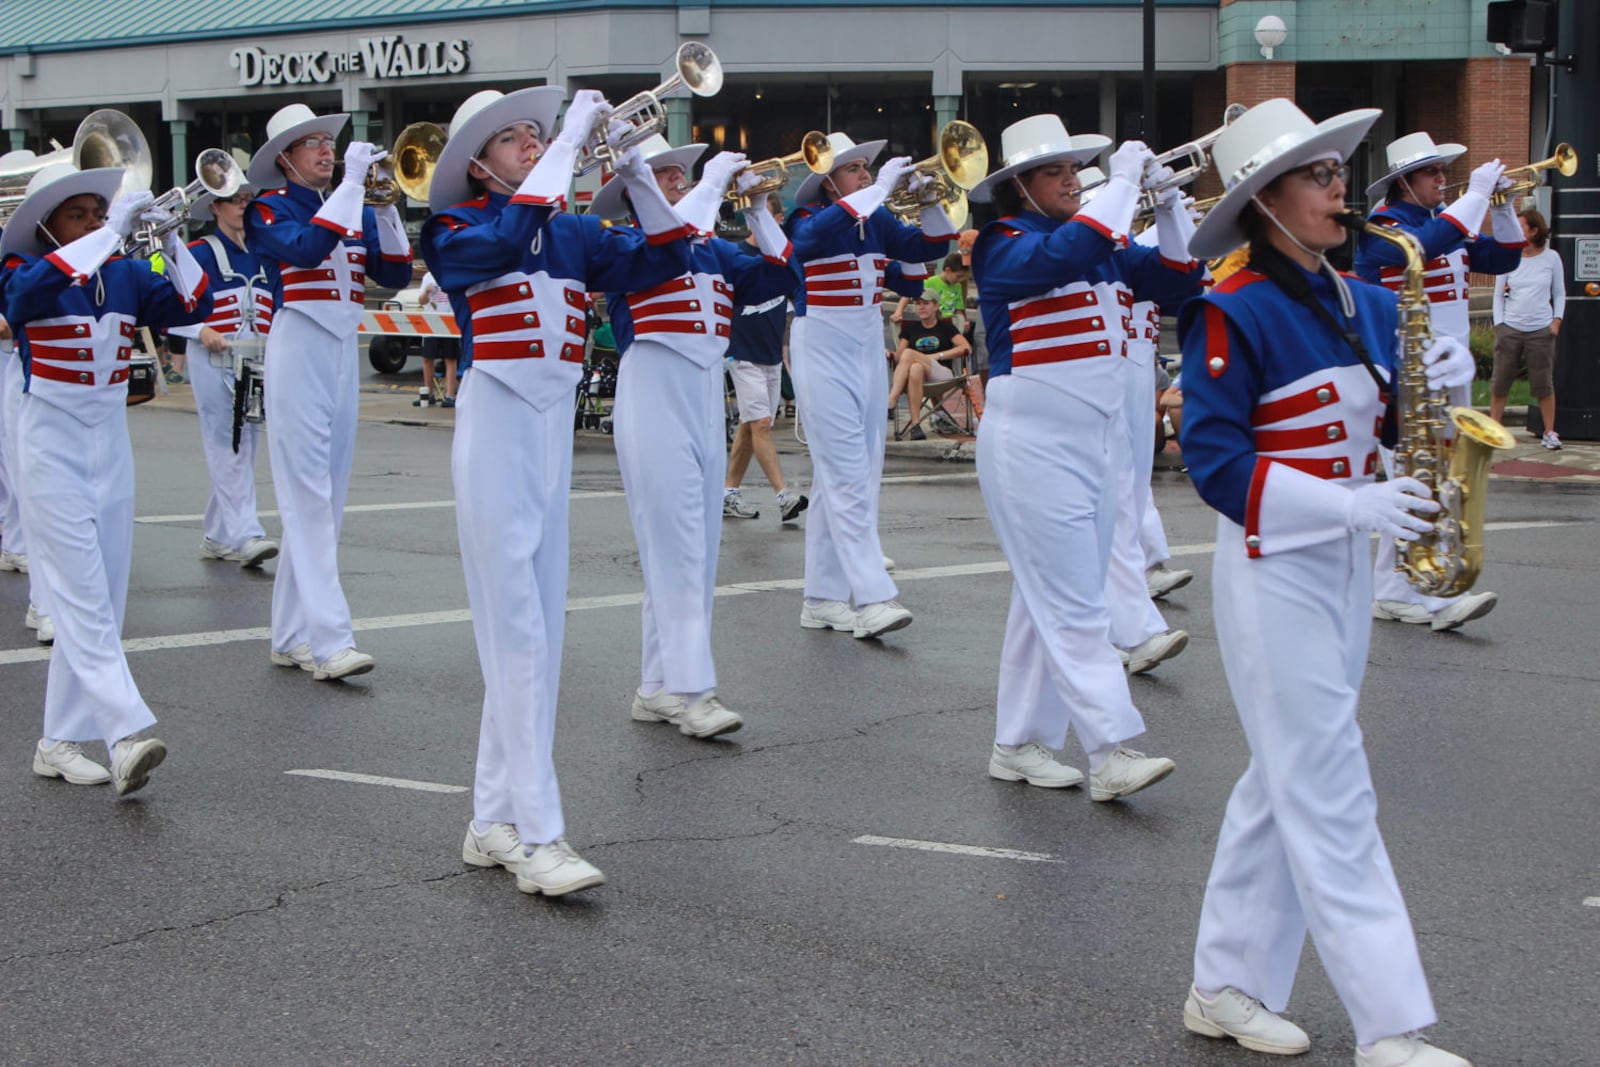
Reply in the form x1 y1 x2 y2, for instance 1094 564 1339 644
728 243 789 366
898 317 960 358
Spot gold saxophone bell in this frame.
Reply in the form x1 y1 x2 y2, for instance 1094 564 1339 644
725 131 833 210
575 42 724 176
365 122 447 206
886 120 988 223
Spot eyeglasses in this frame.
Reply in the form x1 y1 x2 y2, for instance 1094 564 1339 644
1294 161 1351 188
291 136 338 152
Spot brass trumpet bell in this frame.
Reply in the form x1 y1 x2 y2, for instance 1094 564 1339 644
886 120 988 220
575 42 724 176
725 131 833 210
366 121 447 206
1491 142 1576 205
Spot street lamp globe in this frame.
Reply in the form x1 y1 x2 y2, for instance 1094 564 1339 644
1255 15 1288 60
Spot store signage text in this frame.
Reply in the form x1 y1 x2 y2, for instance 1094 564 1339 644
229 36 470 87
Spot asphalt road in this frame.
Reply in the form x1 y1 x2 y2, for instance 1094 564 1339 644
1 406 1596 1067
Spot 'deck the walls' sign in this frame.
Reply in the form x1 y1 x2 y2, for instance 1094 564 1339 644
229 36 470 87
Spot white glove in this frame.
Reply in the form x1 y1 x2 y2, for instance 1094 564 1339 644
556 90 611 149
1108 141 1153 189
139 203 177 230
612 145 651 184
873 156 916 194
1347 477 1439 541
699 151 748 193
106 191 155 239
1466 159 1505 200
1421 335 1476 391
340 141 385 188
734 167 766 196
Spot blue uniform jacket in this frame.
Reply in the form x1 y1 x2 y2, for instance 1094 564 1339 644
1353 199 1522 284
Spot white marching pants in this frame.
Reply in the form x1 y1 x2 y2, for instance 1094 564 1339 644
1194 522 1435 1044
3 353 44 612
1371 446 1454 613
978 375 1146 756
1105 348 1167 649
188 345 266 550
612 341 724 696
790 314 896 606
453 371 570 846
1139 485 1172 567
0 344 12 549
265 311 360 662
16 397 155 745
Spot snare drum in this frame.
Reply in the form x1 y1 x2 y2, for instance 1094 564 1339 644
127 354 158 406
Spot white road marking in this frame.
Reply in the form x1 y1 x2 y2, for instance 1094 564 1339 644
0 521 1575 665
284 769 467 794
136 490 622 525
853 834 1059 864
1584 897 1600 909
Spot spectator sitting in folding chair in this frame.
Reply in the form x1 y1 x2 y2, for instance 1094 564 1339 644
889 289 971 440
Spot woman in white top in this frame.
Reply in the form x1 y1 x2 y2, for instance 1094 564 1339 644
1490 208 1565 448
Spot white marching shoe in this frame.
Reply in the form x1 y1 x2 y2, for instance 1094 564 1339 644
462 821 523 872
854 600 912 639
24 603 54 645
1355 1033 1472 1067
1428 591 1497 633
32 739 111 786
313 647 375 681
238 537 279 568
1183 985 1310 1056
988 743 1084 789
110 736 167 796
1146 562 1194 599
1125 629 1188 674
800 598 856 632
270 643 316 671
1089 746 1175 802
631 689 742 739
515 840 606 897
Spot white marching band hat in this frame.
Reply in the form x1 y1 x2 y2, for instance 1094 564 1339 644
0 161 126 258
586 133 708 221
430 86 566 212
245 103 350 188
1187 98 1380 260
794 132 886 206
969 115 1110 204
1363 131 1467 199
1074 165 1107 204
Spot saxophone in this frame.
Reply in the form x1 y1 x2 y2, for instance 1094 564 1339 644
1336 212 1515 597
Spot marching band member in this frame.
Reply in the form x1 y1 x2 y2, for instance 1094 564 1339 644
0 162 212 795
421 87 691 896
1179 99 1475 1067
969 114 1199 798
168 184 278 568
1077 166 1191 675
244 104 413 681
785 132 958 639
1355 133 1522 633
592 135 796 740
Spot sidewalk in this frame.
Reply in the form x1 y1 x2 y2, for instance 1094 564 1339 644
141 385 1600 482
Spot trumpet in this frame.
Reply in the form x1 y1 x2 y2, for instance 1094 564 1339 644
365 122 448 206
125 147 245 257
724 131 833 210
1493 143 1576 205
885 120 988 221
1138 102 1246 207
574 42 723 176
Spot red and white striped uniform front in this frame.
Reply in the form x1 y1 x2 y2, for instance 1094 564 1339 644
625 273 732 368
1250 363 1385 487
803 253 888 311
1004 279 1132 411
204 288 274 337
1376 246 1470 307
462 270 588 412
24 311 138 421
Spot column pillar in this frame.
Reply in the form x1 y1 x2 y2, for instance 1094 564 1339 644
350 110 372 145
934 94 959 132
665 96 692 148
7 128 27 151
168 119 189 192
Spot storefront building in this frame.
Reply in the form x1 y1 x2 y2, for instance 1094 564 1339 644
0 0 1543 223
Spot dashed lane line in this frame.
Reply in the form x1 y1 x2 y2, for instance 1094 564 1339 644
853 834 1060 864
0 521 1572 666
284 769 467 794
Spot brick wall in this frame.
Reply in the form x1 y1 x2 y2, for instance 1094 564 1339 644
1191 69 1227 199
1226 61 1297 108
1455 57 1533 171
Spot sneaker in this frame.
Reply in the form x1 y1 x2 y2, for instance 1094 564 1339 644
722 491 759 520
271 642 316 671
854 599 913 639
462 821 523 871
800 599 856 632
1542 430 1563 451
440 396 456 409
515 839 606 897
32 739 111 785
988 742 1084 789
0 550 27 573
110 736 167 796
1429 590 1497 633
1355 1033 1472 1067
1146 562 1194 599
1126 629 1188 675
777 489 809 523
908 425 926 440
1089 746 1175 802
1373 600 1434 625
24 603 54 645
198 537 239 561
882 555 896 572
1183 985 1310 1056
631 688 742 739
163 369 186 385
237 537 279 568
313 647 375 681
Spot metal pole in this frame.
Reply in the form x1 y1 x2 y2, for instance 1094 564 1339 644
1142 0 1157 140
1549 2 1599 439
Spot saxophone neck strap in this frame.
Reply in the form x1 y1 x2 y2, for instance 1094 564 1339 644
1248 240 1389 393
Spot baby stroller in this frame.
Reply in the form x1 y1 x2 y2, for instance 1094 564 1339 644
575 317 619 433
